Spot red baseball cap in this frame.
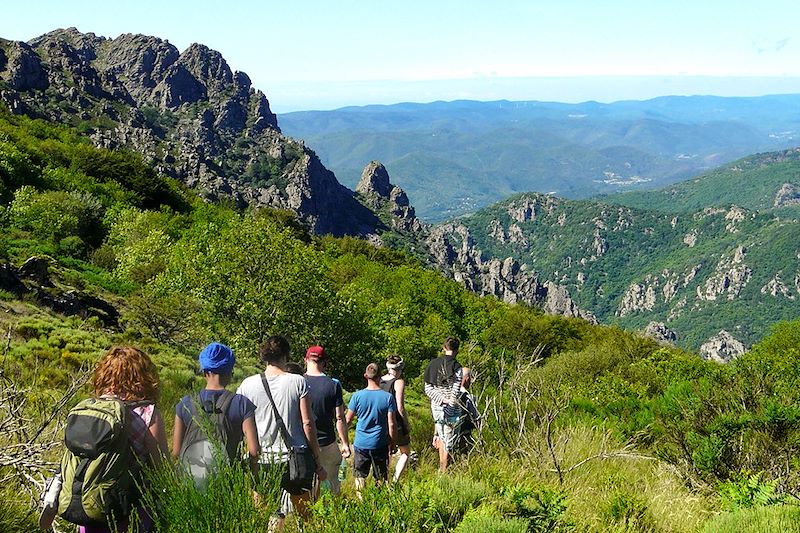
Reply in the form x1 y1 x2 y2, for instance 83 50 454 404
305 345 327 360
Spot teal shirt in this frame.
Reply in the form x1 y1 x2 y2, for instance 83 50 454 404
348 388 396 449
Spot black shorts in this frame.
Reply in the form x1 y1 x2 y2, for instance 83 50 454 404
259 461 313 496
353 446 389 481
395 416 411 447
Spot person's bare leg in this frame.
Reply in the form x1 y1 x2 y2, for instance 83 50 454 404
354 476 366 500
438 443 449 473
393 445 410 482
268 514 285 532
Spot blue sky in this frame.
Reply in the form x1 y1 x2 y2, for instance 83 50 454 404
3 0 800 112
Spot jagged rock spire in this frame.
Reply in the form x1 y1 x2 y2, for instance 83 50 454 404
356 161 393 198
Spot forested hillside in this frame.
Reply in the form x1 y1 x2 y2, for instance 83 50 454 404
453 188 800 350
604 147 800 214
2 107 800 532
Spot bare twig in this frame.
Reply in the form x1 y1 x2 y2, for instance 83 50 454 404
0 364 90 500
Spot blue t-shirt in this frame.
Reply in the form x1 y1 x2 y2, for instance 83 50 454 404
176 389 256 428
348 388 396 450
304 374 344 447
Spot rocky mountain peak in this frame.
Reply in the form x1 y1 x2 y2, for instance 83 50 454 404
356 160 393 198
355 161 421 233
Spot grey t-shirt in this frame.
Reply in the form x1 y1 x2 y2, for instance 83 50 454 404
236 372 309 463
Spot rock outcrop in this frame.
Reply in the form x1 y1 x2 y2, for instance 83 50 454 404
644 321 677 344
774 183 800 208
356 161 423 234
425 222 596 323
0 257 119 326
700 330 745 363
697 246 751 301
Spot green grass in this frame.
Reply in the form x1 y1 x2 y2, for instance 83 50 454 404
0 484 39 533
702 505 800 533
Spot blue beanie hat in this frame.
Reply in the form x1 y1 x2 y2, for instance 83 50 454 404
199 342 235 375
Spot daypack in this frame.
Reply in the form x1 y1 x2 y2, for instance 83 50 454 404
58 397 141 526
178 390 239 488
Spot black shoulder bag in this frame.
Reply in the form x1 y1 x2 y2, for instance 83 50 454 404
260 373 317 482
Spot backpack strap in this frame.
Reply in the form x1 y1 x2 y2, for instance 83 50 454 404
216 390 235 416
260 373 293 451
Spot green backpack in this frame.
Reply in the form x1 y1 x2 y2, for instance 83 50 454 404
58 397 143 526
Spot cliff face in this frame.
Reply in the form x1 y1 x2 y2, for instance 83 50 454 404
0 28 380 236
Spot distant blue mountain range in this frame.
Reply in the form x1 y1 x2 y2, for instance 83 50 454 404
279 95 800 221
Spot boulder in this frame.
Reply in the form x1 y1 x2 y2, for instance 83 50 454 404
18 256 53 287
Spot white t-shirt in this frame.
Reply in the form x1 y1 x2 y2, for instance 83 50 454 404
236 372 309 463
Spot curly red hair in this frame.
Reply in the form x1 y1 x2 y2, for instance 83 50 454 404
92 346 160 402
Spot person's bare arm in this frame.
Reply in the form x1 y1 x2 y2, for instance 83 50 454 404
345 408 355 426
242 416 260 476
171 414 185 459
395 379 407 420
300 395 327 481
335 404 351 457
387 411 397 448
147 407 169 466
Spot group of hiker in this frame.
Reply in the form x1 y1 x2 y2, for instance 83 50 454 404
39 335 478 532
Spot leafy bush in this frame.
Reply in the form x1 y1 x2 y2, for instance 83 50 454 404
601 490 656 532
717 471 784 510
9 186 105 246
503 485 572 532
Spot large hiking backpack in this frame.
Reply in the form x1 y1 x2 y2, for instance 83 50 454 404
58 397 141 526
178 390 238 488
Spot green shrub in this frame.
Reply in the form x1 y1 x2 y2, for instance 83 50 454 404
9 186 105 246
503 485 572 532
455 507 529 533
718 471 784 511
601 490 656 532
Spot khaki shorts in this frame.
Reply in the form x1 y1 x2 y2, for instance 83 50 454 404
316 441 343 495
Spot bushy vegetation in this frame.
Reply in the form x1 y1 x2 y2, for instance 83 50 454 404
2 109 800 531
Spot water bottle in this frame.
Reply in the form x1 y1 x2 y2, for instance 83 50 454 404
38 472 62 530
42 472 62 508
337 459 347 482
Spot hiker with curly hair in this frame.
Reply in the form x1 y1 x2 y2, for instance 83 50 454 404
42 346 168 533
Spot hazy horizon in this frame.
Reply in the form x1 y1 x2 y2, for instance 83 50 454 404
4 0 800 113
271 75 800 113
